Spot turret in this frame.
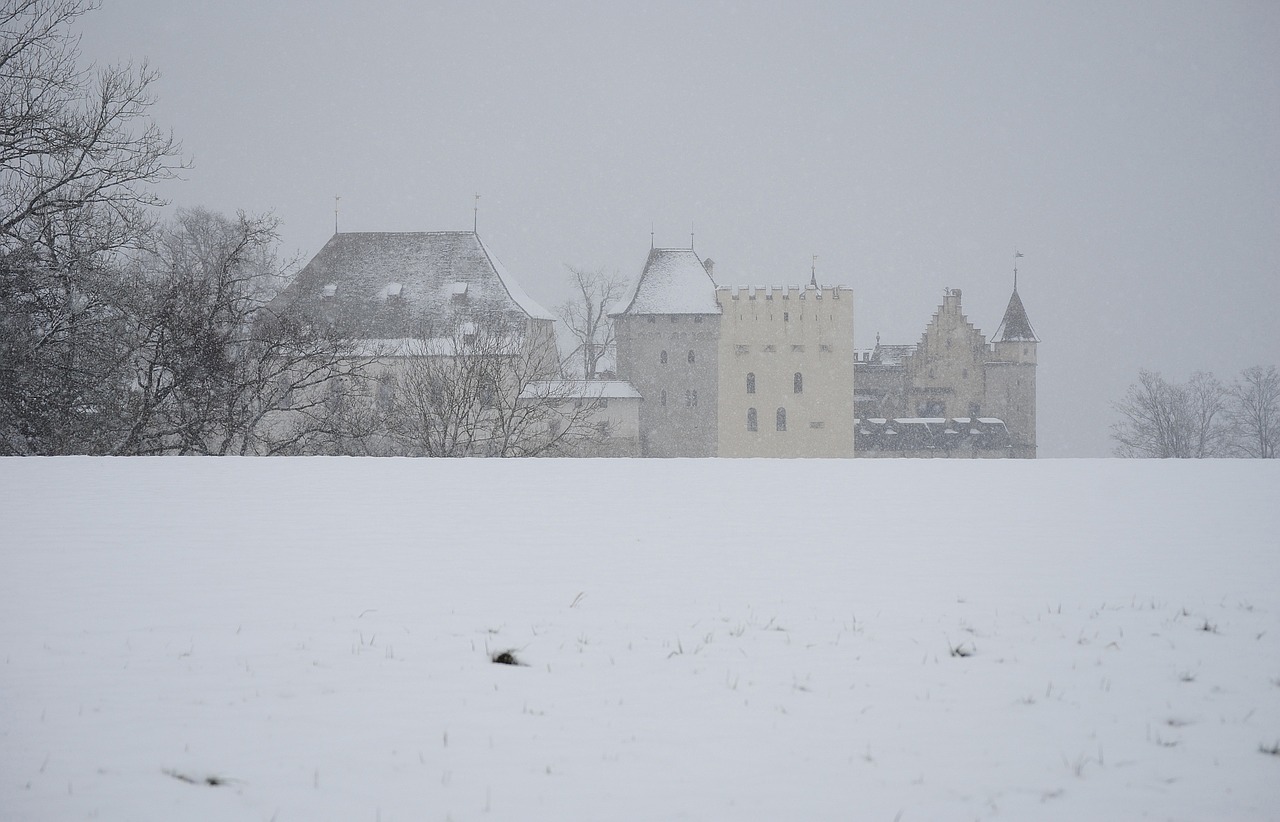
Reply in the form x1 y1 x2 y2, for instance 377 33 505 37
985 282 1038 457
991 287 1038 364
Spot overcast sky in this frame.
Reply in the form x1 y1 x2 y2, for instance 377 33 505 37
78 0 1279 457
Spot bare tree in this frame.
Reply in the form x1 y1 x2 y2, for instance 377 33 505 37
378 317 606 456
115 208 371 455
0 0 183 453
1226 365 1279 459
557 265 626 379
1112 370 1230 458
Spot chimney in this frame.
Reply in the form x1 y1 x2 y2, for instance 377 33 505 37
702 258 715 279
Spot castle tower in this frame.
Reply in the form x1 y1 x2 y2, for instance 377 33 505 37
716 283 854 457
611 247 721 457
985 285 1039 458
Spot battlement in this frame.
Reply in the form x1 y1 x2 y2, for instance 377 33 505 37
715 284 850 301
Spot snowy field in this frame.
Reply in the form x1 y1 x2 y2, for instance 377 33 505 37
2 458 1278 821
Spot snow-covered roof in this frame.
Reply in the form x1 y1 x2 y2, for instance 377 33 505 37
612 248 721 316
519 380 642 401
354 332 521 358
858 344 916 367
270 231 554 338
477 235 555 321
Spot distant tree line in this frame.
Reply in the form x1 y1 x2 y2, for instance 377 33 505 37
1 1 612 457
1112 366 1278 458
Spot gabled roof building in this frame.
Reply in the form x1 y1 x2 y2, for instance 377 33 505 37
270 231 554 340
855 286 1038 458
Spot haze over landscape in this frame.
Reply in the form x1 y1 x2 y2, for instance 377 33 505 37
76 0 1280 457
6 6 1280 817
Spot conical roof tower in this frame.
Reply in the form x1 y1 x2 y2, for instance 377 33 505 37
993 287 1038 343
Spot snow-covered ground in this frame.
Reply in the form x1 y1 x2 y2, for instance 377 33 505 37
2 458 1277 821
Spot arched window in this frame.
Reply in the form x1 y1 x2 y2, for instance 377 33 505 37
776 407 787 431
746 372 756 394
747 408 757 431
793 372 803 393
660 350 667 364
688 350 695 364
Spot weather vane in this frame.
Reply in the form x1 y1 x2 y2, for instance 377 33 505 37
1014 249 1024 290
334 195 340 234
473 194 481 233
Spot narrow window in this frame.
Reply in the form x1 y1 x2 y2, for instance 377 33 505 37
660 350 667 364
793 372 803 394
776 408 787 431
687 350 695 364
746 372 756 394
784 311 789 322
747 407 757 431
660 390 667 406
692 390 698 407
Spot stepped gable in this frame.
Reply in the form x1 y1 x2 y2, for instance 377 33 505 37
612 247 721 316
994 288 1038 342
273 231 552 336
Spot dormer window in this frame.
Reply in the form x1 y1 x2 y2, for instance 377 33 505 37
385 282 403 300
322 283 337 298
451 282 468 302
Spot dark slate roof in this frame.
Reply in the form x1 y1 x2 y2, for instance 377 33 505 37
612 248 720 316
994 289 1038 342
270 231 552 337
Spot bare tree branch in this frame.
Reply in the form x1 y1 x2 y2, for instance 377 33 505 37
557 265 626 379
1111 369 1230 458
1227 365 1279 459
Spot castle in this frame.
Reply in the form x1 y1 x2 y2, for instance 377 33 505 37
611 246 1038 458
274 230 1038 458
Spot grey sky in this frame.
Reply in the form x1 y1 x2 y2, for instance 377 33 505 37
79 0 1280 457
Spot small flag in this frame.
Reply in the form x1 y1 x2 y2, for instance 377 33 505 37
1014 251 1024 258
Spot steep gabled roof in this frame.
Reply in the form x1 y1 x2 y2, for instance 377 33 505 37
612 247 720 316
271 231 552 337
993 288 1039 342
